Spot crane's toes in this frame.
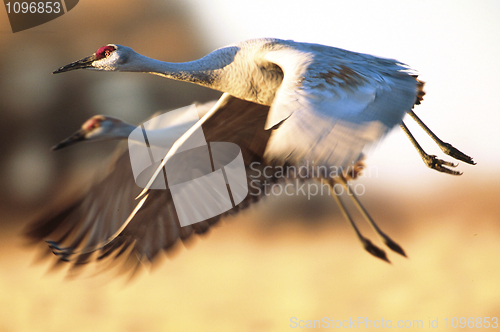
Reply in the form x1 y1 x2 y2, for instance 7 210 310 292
382 237 407 257
439 142 476 165
423 155 462 176
362 238 390 263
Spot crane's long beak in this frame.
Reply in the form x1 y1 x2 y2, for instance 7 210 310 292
52 129 87 150
53 54 97 74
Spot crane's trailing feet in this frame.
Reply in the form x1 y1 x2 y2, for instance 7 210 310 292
401 111 475 175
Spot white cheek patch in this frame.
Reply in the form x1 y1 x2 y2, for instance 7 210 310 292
93 52 120 70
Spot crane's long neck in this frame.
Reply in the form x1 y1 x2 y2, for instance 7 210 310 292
119 45 282 105
126 47 240 90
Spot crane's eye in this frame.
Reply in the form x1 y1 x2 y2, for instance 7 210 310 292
95 45 116 60
83 117 103 131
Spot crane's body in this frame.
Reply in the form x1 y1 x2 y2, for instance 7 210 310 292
29 38 475 270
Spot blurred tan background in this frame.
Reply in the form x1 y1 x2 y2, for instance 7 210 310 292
0 1 499 331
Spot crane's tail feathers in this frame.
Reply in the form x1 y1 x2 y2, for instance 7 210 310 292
413 77 425 106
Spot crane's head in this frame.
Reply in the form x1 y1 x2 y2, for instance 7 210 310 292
52 115 134 150
53 44 136 74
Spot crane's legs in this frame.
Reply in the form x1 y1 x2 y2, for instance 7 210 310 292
329 176 406 262
336 176 406 257
400 121 461 175
401 111 476 175
329 180 390 263
408 111 476 165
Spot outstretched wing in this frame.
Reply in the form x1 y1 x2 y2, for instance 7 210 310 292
25 96 273 273
262 41 420 173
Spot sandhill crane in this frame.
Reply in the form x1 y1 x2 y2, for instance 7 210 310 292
26 100 280 272
53 39 474 174
33 38 475 269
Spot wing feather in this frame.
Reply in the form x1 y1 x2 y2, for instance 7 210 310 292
262 41 419 172
25 96 275 273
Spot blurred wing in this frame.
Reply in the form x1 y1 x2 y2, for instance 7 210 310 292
25 96 273 273
24 147 180 270
112 95 274 268
262 42 419 171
